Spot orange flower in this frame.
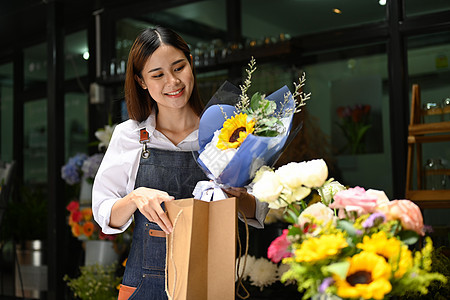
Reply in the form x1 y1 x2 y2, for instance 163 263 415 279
378 200 424 235
71 223 82 237
81 207 93 221
83 221 95 237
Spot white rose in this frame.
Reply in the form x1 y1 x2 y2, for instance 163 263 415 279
252 170 283 204
298 202 335 227
291 186 312 202
297 159 328 188
275 162 303 189
366 189 390 206
318 180 346 205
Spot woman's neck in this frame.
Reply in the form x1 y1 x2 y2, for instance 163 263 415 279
155 106 199 145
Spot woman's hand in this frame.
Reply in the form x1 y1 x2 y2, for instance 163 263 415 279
130 187 175 234
223 187 256 219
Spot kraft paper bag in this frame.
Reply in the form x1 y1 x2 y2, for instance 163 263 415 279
165 197 237 300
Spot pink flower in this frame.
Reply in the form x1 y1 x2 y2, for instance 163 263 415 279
378 200 424 235
329 186 378 217
267 229 293 263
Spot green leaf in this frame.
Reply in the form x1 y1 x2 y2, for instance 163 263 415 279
337 220 358 236
323 261 350 280
286 210 299 224
262 100 276 115
398 230 419 245
288 225 303 237
250 92 262 111
257 129 279 137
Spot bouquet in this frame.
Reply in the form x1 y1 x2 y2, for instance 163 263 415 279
66 200 116 241
252 159 447 300
195 57 310 196
61 123 116 186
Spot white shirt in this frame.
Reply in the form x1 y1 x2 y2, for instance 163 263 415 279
92 111 268 234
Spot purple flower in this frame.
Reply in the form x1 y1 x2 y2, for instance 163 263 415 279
82 153 104 179
363 212 386 228
319 277 334 293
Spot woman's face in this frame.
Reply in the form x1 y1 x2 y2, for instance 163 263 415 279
137 44 194 112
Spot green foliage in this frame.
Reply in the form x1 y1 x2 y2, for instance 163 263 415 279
1 185 47 241
236 56 310 138
64 263 122 300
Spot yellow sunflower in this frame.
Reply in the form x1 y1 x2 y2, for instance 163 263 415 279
357 231 413 278
294 232 348 263
217 113 255 150
334 251 392 300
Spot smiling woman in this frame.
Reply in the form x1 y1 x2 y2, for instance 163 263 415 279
92 26 266 300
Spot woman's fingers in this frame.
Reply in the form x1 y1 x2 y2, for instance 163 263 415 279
147 196 174 234
133 188 174 234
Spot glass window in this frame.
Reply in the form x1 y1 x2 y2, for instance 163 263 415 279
24 98 47 184
24 43 47 90
406 0 450 17
65 92 89 159
301 44 392 196
0 62 13 162
65 30 88 81
407 31 450 190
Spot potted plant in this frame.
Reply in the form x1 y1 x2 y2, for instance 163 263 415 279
1 185 48 298
64 263 122 300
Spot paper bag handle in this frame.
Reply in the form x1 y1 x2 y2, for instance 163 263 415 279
165 209 183 300
235 209 250 300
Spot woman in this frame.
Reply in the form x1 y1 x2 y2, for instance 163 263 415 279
92 26 269 300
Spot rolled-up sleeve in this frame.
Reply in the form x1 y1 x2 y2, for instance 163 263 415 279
92 122 139 234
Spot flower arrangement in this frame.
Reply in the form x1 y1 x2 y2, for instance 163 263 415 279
66 200 116 241
64 263 122 300
196 57 310 189
61 123 116 186
252 159 447 300
336 104 371 154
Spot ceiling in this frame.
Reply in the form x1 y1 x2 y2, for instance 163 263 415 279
0 0 449 81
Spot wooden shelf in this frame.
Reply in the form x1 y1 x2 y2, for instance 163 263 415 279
406 190 450 209
408 121 450 136
405 84 450 209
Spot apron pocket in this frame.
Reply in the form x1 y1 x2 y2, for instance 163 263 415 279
118 284 137 300
143 222 166 271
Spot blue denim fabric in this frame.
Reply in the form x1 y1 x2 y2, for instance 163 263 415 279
121 148 208 300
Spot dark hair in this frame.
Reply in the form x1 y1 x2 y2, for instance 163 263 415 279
124 26 204 122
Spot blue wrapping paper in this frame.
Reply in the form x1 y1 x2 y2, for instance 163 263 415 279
197 82 298 187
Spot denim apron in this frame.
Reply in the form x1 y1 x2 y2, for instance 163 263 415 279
119 148 208 300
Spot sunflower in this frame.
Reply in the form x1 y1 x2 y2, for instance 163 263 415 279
334 251 392 300
293 232 348 263
357 231 413 278
217 113 255 150
83 221 95 237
